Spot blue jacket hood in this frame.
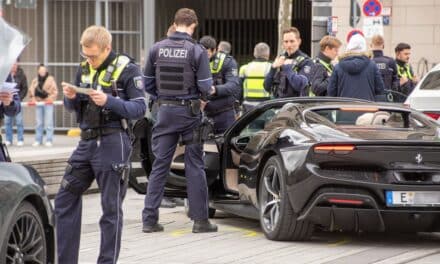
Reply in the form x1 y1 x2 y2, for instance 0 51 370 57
339 54 370 74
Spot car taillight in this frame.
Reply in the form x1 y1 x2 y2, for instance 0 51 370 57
327 198 364 205
313 144 356 154
424 112 440 120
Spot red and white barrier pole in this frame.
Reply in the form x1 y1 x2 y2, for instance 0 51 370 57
20 100 64 107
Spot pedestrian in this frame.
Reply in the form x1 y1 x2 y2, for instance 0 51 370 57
264 27 314 98
239 42 272 112
327 34 384 101
28 64 57 147
3 58 27 146
199 35 240 134
54 25 146 264
142 8 217 233
309 35 342 96
395 42 418 98
0 83 21 161
370 35 400 101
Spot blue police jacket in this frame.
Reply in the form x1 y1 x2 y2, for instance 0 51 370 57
205 54 240 115
372 50 399 91
264 50 313 97
144 31 213 100
64 51 146 130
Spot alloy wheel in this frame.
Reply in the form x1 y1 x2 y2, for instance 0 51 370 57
6 213 45 264
261 165 281 232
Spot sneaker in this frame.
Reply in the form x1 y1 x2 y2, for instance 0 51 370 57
32 142 41 147
16 141 24 147
4 141 11 146
192 219 218 233
142 223 164 233
45 142 53 147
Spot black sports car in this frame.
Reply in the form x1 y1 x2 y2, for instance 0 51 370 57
0 144 56 263
129 97 440 241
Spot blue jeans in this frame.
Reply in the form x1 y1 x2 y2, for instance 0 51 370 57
4 110 24 142
35 104 54 143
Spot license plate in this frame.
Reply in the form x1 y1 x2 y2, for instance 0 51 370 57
386 191 440 207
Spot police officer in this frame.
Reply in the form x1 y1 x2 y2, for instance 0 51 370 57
310 35 341 96
370 35 400 102
264 27 314 98
199 35 240 134
55 25 146 264
0 87 20 161
142 8 218 233
239 42 272 112
395 42 419 99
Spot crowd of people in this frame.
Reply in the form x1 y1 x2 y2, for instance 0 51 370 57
0 7 421 264
2 61 57 147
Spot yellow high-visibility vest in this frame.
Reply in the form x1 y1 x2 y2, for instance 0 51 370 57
81 55 131 88
397 63 414 80
240 61 272 99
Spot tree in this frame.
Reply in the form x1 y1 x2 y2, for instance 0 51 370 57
277 0 293 55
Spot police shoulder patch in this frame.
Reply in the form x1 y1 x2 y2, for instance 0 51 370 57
303 65 311 74
231 68 238 77
133 76 144 90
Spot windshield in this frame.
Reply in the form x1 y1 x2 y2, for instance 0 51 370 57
305 107 440 141
419 70 440 90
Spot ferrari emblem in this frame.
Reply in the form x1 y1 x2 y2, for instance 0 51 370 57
415 153 423 164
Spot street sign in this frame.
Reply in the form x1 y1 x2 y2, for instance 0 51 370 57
362 0 382 17
363 16 384 38
327 16 338 36
346 29 364 43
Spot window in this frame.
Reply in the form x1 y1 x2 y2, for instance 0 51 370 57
420 71 440 90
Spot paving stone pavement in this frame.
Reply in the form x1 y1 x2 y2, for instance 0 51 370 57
71 189 440 264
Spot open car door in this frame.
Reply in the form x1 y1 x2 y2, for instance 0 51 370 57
128 116 221 197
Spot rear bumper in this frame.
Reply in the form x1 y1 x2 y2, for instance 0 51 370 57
297 191 440 232
287 165 440 232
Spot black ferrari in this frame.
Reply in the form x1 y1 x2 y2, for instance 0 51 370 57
129 97 440 241
0 144 56 263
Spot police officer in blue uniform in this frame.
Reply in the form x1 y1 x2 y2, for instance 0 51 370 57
142 8 218 233
199 35 240 134
55 25 146 264
0 88 20 161
264 27 314 98
370 35 400 102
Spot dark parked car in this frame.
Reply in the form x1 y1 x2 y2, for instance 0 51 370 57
0 144 56 263
129 97 440 241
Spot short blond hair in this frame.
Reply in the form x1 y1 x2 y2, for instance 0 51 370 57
319 36 342 52
80 25 112 49
371 34 384 47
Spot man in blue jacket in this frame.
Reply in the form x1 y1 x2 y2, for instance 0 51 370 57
264 27 314 98
0 87 20 161
55 25 146 264
199 35 240 134
328 34 384 101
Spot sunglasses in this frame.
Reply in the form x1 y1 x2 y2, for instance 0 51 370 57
80 50 100 61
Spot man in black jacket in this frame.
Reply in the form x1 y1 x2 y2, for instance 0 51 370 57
264 27 314 98
370 35 401 102
310 36 342 96
4 59 27 146
395 42 418 98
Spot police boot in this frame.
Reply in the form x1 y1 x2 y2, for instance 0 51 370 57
142 223 164 233
192 219 218 233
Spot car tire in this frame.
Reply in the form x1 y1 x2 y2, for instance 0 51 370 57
0 201 47 263
258 156 314 241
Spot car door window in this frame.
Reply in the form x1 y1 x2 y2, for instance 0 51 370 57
420 71 440 90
